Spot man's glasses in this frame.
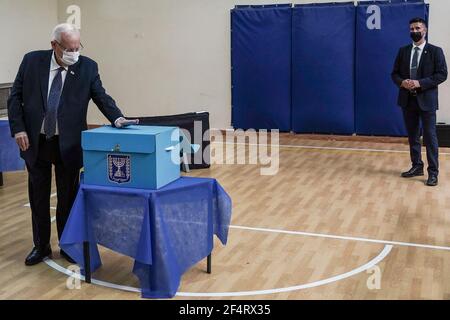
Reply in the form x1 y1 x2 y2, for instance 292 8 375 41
55 41 84 53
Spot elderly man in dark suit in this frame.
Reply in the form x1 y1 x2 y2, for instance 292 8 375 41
392 17 448 187
8 23 138 265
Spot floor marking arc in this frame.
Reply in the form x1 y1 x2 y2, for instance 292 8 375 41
230 225 450 252
44 241 392 297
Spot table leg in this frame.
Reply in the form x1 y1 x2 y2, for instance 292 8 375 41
0 172 3 187
207 253 212 274
181 152 190 173
83 241 91 283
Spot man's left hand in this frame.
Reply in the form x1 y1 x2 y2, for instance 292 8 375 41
115 117 139 128
410 80 421 90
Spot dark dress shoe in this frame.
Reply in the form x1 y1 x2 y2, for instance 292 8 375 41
60 250 77 264
401 166 424 178
25 245 52 266
426 175 438 187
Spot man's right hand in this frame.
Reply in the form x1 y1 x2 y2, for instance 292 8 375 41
401 79 411 89
401 79 416 91
15 131 30 151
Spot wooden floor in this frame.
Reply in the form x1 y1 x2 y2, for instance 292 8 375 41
2 133 450 300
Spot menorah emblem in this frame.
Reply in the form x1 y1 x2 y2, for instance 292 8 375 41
113 157 126 178
108 154 131 184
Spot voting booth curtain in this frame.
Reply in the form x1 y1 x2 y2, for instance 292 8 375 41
231 1 429 136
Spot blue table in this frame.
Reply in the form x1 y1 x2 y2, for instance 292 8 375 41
0 120 25 186
60 176 232 299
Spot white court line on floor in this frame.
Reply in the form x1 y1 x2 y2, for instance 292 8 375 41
44 214 394 297
45 259 141 293
31 186 450 298
230 225 450 252
177 245 392 297
213 142 450 155
39 207 450 297
44 243 392 297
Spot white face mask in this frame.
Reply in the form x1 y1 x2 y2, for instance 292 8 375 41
61 51 80 66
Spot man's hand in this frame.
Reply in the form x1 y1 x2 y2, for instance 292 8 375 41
15 131 30 151
401 79 412 89
410 80 421 90
401 79 420 91
114 117 139 128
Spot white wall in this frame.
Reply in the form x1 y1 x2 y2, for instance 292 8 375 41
57 0 261 129
4 0 449 129
0 0 58 84
427 0 450 123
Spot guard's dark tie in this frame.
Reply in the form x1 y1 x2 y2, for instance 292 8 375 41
44 66 65 139
410 47 420 80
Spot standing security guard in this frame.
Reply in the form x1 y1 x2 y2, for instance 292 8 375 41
392 17 448 186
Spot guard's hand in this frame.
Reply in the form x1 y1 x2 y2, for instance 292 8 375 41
115 117 139 128
402 79 417 91
15 131 30 151
401 79 411 89
410 80 421 89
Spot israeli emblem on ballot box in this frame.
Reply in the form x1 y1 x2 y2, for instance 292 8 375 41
108 154 131 184
82 125 181 189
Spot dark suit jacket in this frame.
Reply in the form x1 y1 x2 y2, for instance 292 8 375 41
391 43 448 111
7 50 124 169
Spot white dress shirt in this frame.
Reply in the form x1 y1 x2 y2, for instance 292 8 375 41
40 52 68 135
410 40 427 71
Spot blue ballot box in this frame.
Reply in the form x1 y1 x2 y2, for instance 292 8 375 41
82 125 180 189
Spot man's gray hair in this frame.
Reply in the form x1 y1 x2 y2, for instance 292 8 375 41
51 23 80 42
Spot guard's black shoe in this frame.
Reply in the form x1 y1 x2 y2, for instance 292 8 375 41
426 175 438 187
401 166 424 178
60 250 76 264
25 245 52 266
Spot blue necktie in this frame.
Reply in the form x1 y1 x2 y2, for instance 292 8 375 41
410 47 420 80
44 67 64 139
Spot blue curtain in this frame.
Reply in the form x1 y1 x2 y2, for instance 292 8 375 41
231 1 430 136
291 2 356 134
231 5 292 131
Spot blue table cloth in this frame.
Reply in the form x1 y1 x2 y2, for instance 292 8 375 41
0 120 25 172
60 176 232 298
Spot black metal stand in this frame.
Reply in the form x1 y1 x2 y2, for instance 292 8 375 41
0 172 3 187
181 152 190 173
207 254 212 274
83 241 91 283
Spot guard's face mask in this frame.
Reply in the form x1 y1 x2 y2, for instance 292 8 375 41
410 31 423 43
